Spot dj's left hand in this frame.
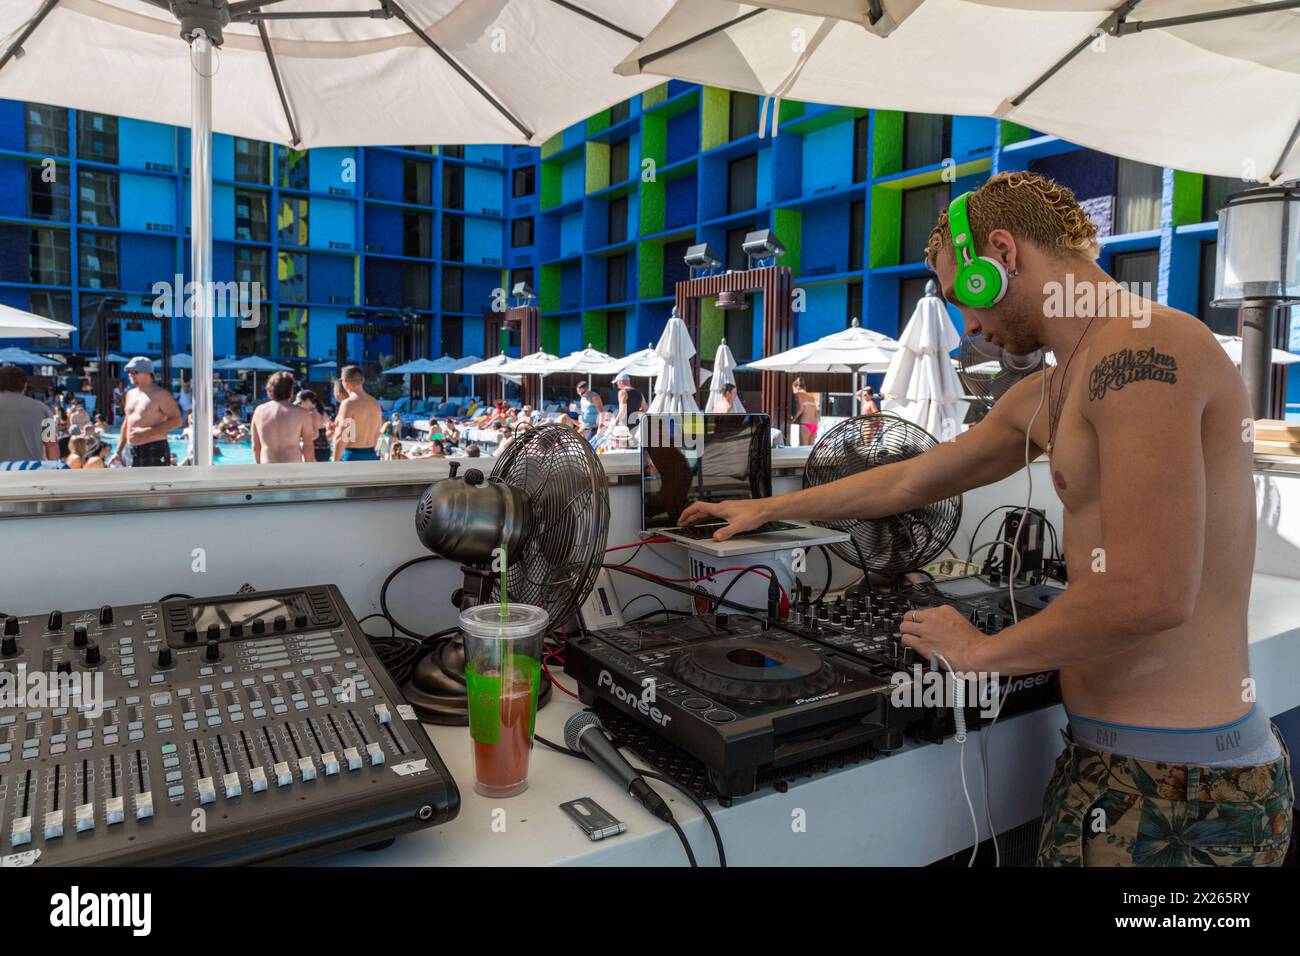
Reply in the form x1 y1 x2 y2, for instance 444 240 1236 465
899 605 988 674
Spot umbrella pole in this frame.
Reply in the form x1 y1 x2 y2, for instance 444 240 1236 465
189 29 215 467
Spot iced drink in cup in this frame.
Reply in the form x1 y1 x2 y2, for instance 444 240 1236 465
461 603 549 797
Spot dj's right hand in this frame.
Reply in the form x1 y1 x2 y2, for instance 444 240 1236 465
677 499 767 541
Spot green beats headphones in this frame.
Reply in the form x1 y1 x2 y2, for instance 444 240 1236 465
948 191 1008 308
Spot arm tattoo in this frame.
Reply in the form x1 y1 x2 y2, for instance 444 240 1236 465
1088 347 1179 400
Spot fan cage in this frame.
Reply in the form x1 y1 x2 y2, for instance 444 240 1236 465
803 412 962 574
957 335 1047 408
486 424 610 631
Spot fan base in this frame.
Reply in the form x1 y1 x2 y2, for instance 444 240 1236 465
400 636 553 726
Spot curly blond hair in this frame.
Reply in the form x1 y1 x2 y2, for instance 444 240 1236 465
924 171 1100 270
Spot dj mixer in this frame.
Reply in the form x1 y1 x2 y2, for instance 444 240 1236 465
0 585 458 866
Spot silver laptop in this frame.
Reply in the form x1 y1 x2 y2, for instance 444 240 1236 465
639 413 848 557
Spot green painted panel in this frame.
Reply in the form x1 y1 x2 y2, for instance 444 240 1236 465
999 121 1032 146
700 299 723 359
586 141 610 194
583 310 607 351
641 112 667 168
642 84 668 109
778 99 805 124
772 207 802 278
872 111 904 179
540 132 563 160
1172 170 1204 228
638 241 664 298
540 315 560 356
540 161 562 210
869 186 902 269
701 87 729 152
540 263 561 313
587 109 610 137
640 179 665 235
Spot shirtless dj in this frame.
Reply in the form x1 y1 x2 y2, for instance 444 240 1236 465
332 365 383 461
111 357 182 468
679 173 1292 866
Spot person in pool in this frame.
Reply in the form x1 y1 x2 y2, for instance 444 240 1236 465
332 365 383 462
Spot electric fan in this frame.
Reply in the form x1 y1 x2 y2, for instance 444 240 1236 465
956 335 1048 410
404 423 610 723
803 413 961 575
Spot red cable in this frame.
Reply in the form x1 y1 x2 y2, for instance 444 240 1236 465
605 536 670 552
542 652 579 700
622 564 789 604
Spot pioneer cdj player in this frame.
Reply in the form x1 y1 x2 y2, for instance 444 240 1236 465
565 575 1066 797
0 585 458 865
564 614 918 797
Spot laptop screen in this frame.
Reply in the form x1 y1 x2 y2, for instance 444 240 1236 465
641 413 771 531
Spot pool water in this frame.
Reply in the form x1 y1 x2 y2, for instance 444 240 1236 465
99 431 256 466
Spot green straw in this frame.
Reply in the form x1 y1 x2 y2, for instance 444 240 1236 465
499 542 508 622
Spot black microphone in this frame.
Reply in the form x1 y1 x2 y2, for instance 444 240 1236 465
564 711 673 822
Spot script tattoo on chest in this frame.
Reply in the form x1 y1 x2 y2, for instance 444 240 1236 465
1087 347 1179 400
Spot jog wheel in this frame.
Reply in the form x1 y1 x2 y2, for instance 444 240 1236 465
672 637 836 704
401 636 553 725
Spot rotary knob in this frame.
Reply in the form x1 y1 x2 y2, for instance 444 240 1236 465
273 615 286 632
2 616 17 636
47 610 63 631
183 627 198 644
84 643 101 666
205 640 221 662
1 634 16 656
73 624 88 647
251 619 265 635
206 623 221 641
98 604 114 626
156 646 174 668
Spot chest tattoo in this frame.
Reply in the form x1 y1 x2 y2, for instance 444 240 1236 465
1088 348 1179 400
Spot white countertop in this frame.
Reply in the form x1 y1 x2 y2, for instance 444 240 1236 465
315 571 1300 867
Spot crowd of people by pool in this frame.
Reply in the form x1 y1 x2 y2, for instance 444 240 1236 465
0 355 758 470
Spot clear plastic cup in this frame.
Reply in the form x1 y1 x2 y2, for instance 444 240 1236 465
460 603 550 797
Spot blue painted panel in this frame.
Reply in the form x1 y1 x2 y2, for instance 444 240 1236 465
212 185 234 241
560 211 583 258
120 173 176 232
309 147 356 196
466 217 503 266
561 157 584 203
666 109 698 164
119 119 176 170
308 198 354 250
120 234 174 295
802 123 851 195
465 166 504 215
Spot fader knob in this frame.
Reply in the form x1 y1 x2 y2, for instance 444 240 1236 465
47 610 63 631
98 604 114 626
84 643 101 666
205 640 221 662
3 616 17 636
73 624 88 647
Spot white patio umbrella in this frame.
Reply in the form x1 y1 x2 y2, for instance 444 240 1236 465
424 354 481 401
880 281 970 438
647 308 700 416
170 352 194 370
0 1 671 465
706 338 746 413
1214 334 1300 367
749 317 902 400
621 1 1300 183
0 302 75 339
552 343 623 388
0 346 66 367
220 354 293 404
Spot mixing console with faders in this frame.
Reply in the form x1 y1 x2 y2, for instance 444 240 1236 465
0 585 458 865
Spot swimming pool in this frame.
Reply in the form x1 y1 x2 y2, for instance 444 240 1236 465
98 432 256 466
